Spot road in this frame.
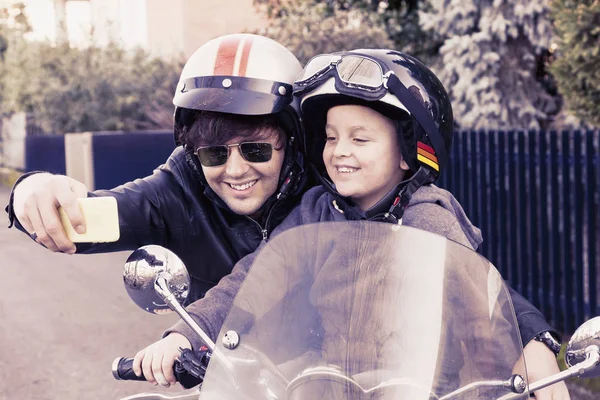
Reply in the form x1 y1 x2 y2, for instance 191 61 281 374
0 184 597 400
0 185 189 400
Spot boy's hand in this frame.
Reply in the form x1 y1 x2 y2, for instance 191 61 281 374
133 333 192 387
514 340 571 399
13 173 88 254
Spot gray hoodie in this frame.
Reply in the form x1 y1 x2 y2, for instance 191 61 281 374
165 184 553 350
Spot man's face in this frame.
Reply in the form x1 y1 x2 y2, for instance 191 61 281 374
201 129 285 218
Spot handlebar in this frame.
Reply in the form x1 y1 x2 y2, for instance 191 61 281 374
112 357 147 381
113 349 208 389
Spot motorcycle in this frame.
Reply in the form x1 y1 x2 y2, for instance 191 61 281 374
112 222 600 399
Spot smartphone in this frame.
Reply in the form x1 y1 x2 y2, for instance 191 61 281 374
59 197 120 243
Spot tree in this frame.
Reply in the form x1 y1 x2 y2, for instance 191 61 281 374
3 41 180 133
420 0 560 130
332 0 443 63
253 0 440 64
0 2 31 57
549 0 600 127
0 3 32 113
0 22 180 134
254 0 394 64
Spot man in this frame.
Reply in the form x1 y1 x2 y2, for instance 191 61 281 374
6 33 309 301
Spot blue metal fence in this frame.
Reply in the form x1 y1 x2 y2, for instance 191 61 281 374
437 130 599 333
92 130 173 190
23 131 174 189
25 135 66 174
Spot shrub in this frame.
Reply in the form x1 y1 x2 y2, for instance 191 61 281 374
0 33 181 134
549 0 600 127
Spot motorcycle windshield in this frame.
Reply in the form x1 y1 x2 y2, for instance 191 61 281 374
200 222 528 400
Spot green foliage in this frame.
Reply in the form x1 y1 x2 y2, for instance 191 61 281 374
333 0 442 63
0 3 31 61
0 3 181 134
420 0 559 130
254 0 394 64
550 0 600 127
9 2 31 33
253 0 439 64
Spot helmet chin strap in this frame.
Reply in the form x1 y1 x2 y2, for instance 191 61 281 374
384 167 432 223
312 163 431 224
274 108 304 200
276 152 305 200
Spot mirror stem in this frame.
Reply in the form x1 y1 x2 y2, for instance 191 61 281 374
155 273 216 352
154 273 237 378
528 346 600 393
498 346 600 400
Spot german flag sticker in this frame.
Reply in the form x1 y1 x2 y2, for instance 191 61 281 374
416 141 439 171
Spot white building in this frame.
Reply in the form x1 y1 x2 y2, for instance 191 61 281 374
18 0 268 60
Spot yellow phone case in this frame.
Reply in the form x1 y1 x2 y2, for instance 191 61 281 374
59 197 120 243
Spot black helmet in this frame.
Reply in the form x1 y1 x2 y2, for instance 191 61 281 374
294 49 454 221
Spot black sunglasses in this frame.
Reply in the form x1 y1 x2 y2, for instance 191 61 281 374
194 142 275 167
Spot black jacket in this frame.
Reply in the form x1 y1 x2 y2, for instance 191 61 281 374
6 147 308 301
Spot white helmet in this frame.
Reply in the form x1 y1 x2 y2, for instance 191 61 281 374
173 33 303 144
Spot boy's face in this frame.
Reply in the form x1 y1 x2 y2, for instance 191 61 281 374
323 104 409 211
201 129 285 218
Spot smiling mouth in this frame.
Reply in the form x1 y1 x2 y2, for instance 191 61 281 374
228 180 257 191
336 167 359 173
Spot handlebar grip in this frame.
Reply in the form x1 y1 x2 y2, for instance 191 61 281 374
112 357 146 381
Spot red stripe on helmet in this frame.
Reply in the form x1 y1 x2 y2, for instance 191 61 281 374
214 36 240 75
417 141 435 155
237 37 254 77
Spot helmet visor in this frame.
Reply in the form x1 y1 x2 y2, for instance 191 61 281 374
175 76 293 115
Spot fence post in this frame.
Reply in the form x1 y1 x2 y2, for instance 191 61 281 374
0 112 27 171
65 132 95 191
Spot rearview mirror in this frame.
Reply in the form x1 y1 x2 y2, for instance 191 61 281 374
566 316 600 378
123 245 190 314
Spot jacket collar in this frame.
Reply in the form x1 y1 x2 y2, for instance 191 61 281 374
328 181 409 221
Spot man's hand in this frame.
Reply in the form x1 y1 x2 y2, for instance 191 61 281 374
13 173 89 254
133 333 192 387
513 339 571 399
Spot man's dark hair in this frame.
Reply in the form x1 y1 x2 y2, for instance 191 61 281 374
179 110 286 151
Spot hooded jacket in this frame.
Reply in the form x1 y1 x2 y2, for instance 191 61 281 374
166 184 556 349
5 146 307 301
